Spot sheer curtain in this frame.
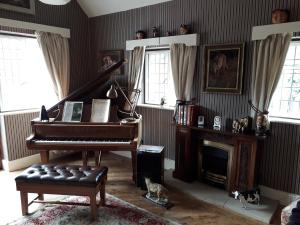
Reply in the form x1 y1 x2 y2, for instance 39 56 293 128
170 43 197 101
251 33 292 115
36 31 70 100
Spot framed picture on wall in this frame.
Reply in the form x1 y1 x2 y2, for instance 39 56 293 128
97 50 124 75
0 0 35 15
203 43 245 94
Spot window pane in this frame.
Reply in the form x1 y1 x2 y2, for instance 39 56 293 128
0 35 58 112
144 50 176 106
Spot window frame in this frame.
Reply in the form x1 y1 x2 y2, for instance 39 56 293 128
269 39 300 122
0 32 58 112
141 48 176 107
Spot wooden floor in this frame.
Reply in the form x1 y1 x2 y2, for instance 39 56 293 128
0 153 282 225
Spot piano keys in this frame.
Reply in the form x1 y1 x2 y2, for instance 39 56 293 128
26 60 140 183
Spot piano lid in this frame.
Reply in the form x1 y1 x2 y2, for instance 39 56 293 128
47 59 124 117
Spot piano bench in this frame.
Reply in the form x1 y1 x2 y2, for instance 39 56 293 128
15 164 108 221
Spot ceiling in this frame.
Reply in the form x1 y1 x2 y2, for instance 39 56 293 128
77 0 173 18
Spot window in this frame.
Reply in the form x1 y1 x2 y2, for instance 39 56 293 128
269 41 300 119
0 34 58 112
143 49 176 107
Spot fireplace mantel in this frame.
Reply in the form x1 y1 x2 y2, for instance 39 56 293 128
173 125 263 194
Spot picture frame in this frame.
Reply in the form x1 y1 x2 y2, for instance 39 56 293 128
97 50 124 75
0 0 35 15
203 43 245 94
62 101 83 122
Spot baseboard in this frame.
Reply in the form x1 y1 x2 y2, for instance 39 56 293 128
259 185 300 206
1 152 70 172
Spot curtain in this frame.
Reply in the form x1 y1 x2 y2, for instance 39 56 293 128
36 31 70 100
170 43 197 101
123 46 145 111
251 33 292 115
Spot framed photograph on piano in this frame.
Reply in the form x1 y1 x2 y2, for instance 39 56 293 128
62 101 83 122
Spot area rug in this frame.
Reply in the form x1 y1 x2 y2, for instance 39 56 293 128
8 194 180 225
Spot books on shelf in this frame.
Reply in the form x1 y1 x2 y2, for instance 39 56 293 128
175 101 200 126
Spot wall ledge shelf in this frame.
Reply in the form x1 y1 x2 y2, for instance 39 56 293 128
252 21 300 40
126 33 199 50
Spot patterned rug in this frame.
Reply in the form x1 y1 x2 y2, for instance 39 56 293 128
8 194 179 225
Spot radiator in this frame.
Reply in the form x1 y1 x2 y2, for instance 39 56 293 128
0 110 39 161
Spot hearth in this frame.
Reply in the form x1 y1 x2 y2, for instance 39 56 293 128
198 140 233 190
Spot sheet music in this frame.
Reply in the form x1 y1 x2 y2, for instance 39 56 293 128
90 99 111 122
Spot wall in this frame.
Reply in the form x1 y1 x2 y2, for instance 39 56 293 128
0 1 90 92
89 0 300 194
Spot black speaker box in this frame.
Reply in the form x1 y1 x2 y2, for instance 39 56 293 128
136 145 164 190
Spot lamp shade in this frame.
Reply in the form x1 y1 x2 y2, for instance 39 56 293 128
39 0 71 5
106 84 118 99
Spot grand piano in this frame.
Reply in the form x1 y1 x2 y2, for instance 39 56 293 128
26 60 140 182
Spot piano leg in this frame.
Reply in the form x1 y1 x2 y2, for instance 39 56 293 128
82 151 88 166
40 151 49 163
131 151 137 183
94 151 102 167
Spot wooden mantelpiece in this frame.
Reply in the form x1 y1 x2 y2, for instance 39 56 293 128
173 125 263 194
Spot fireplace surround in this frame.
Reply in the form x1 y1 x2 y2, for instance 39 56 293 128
173 125 262 194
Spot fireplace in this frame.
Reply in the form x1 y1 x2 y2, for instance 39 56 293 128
198 140 234 190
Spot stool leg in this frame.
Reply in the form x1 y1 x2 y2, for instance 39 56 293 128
100 176 106 206
82 151 88 167
90 194 97 221
20 191 28 215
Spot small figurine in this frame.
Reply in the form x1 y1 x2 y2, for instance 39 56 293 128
232 188 260 209
232 119 241 133
232 117 252 133
39 105 49 122
160 97 166 106
136 30 146 39
166 31 172 36
179 24 189 35
272 9 289 24
152 27 159 38
145 177 168 203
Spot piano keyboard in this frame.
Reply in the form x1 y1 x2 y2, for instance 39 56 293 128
31 138 131 145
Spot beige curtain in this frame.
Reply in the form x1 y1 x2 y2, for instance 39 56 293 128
251 33 292 115
124 46 145 111
36 31 70 100
170 43 197 101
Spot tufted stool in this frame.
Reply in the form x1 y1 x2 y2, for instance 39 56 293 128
15 164 108 220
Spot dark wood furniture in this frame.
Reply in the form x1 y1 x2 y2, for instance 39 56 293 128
173 125 262 194
136 145 165 190
26 60 140 182
15 164 108 220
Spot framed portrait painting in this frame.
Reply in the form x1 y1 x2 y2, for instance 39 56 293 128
203 43 245 94
97 50 124 75
0 0 35 15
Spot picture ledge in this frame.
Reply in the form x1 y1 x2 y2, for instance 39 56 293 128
126 33 199 50
252 21 300 40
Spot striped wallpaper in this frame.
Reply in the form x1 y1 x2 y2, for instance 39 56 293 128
89 0 300 194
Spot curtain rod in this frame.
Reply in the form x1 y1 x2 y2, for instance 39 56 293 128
0 18 70 38
0 31 36 39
